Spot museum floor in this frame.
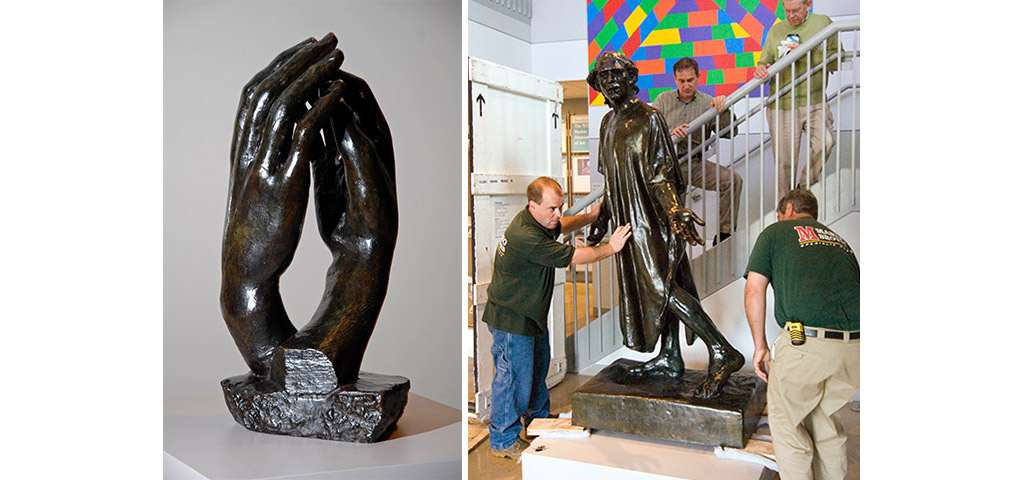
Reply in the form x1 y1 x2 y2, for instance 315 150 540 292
467 372 860 480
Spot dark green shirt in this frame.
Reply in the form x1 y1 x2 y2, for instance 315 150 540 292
482 207 575 336
745 217 859 331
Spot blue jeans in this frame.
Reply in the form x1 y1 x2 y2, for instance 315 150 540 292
488 325 551 450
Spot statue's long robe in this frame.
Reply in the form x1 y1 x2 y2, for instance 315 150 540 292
597 98 700 352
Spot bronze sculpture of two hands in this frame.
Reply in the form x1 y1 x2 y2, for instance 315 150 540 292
220 33 398 386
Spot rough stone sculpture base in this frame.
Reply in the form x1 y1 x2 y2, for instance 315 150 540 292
221 348 409 443
572 358 765 448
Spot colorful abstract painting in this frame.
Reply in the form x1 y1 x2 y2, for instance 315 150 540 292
588 0 786 105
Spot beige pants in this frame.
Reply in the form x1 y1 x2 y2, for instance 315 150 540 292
680 156 742 234
767 104 834 197
768 332 859 480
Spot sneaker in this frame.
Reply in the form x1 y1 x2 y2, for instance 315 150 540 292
490 438 531 460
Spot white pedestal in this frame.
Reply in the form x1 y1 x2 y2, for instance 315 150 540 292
522 430 766 480
164 392 460 479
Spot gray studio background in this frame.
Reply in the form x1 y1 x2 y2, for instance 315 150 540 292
164 0 461 408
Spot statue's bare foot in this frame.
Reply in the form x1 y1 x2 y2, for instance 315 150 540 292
693 346 744 399
626 354 684 378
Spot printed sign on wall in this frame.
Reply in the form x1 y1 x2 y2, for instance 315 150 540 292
570 115 590 153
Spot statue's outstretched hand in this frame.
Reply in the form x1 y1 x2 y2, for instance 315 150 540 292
672 206 706 246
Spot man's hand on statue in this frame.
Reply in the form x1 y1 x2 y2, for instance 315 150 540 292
753 64 769 79
673 207 706 246
753 347 770 382
608 223 632 253
670 123 690 138
711 95 727 112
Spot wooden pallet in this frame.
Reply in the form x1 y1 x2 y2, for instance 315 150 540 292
526 417 586 437
468 417 489 451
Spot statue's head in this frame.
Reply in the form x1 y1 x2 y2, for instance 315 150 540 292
587 51 639 104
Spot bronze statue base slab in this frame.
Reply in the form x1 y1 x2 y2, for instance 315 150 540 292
571 358 765 448
221 370 410 443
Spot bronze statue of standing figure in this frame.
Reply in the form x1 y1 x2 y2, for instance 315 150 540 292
587 51 744 399
218 33 406 442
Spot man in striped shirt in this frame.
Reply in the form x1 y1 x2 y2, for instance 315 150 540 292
652 57 742 246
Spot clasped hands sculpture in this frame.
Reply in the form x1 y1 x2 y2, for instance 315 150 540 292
219 34 404 441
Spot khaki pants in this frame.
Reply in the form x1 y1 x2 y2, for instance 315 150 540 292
767 104 834 197
680 156 742 234
768 332 859 480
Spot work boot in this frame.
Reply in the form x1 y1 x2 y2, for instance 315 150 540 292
490 438 531 460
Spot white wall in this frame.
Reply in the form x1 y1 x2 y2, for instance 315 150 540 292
532 0 585 44
468 0 532 72
533 41 590 82
164 0 462 408
815 0 860 18
469 0 589 80
531 0 588 81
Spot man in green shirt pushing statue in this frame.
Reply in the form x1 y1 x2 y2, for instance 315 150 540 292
482 176 631 459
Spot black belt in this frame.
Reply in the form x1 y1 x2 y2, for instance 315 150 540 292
804 327 859 340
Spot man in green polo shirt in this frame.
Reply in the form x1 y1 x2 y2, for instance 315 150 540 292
744 189 859 480
483 176 631 459
753 0 839 197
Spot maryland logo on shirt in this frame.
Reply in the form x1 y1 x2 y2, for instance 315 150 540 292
793 226 853 254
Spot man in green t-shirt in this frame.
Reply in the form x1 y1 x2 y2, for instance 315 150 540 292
744 189 859 480
753 0 839 197
483 176 631 459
